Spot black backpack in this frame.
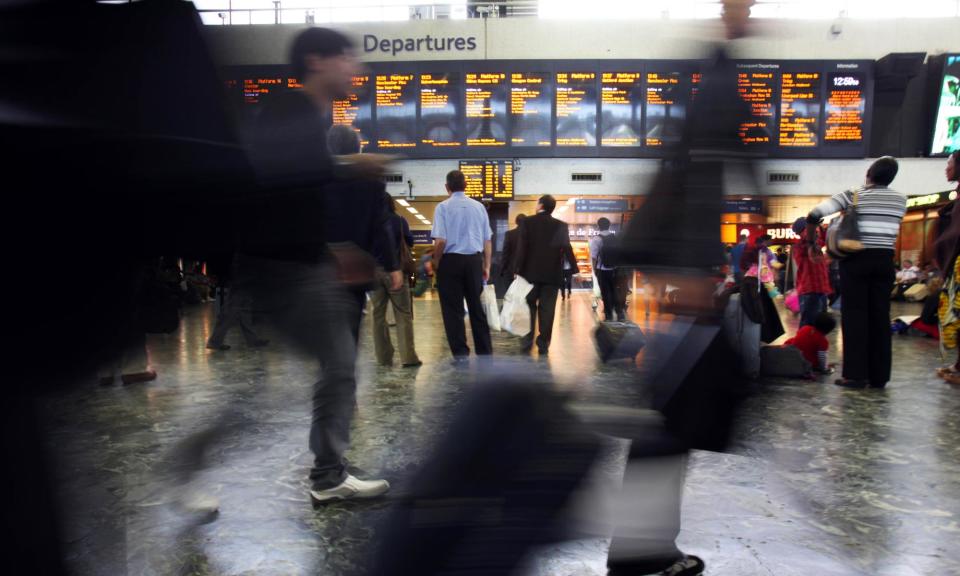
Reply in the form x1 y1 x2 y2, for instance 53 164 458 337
599 232 620 268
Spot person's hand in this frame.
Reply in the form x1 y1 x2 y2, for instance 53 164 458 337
483 266 490 282
389 270 403 292
345 153 398 179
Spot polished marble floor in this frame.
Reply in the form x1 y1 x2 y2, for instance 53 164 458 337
42 291 960 575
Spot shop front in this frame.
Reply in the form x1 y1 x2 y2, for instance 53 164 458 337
897 190 957 267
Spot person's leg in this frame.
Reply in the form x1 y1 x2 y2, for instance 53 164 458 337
535 284 559 351
390 279 420 365
232 286 265 345
866 252 895 387
798 293 823 328
839 257 870 381
438 255 470 357
607 451 688 573
463 255 492 355
370 273 394 366
614 269 629 320
523 283 541 350
207 288 238 347
598 269 616 321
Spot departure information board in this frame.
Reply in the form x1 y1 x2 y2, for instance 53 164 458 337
223 59 873 159
824 72 866 143
600 72 643 147
645 71 685 147
510 72 552 147
737 65 777 145
420 72 461 148
376 73 417 149
778 71 821 148
555 72 597 147
465 72 508 147
332 75 372 147
459 160 514 200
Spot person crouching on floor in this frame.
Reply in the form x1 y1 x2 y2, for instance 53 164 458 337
785 311 837 376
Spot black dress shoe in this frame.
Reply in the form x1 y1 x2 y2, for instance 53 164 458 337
868 381 887 389
834 378 868 389
401 360 423 367
206 343 230 351
520 338 533 353
538 347 549 355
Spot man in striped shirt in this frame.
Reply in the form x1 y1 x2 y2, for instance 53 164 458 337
806 156 906 389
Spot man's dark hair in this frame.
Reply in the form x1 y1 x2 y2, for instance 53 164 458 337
446 170 466 192
597 217 611 231
813 311 837 335
290 28 354 80
515 213 527 225
538 195 557 214
384 191 396 214
757 234 772 245
326 124 361 155
867 156 899 187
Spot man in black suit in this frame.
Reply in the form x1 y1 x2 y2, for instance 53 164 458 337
515 195 574 354
499 213 526 280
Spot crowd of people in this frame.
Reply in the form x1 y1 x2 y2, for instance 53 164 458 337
9 0 959 574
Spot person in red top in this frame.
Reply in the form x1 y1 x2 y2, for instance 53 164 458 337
786 311 836 373
792 217 833 328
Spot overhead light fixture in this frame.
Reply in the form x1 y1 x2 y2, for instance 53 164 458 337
396 199 410 207
742 197 752 201
423 220 431 225
566 198 578 205
406 207 419 215
556 205 569 213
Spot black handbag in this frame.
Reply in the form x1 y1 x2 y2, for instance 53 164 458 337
826 188 865 259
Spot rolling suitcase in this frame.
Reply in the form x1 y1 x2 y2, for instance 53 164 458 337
723 293 761 378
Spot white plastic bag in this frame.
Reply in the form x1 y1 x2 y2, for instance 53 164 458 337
481 284 501 331
500 276 533 337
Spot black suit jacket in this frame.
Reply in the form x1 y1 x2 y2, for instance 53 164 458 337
500 227 521 278
516 213 572 286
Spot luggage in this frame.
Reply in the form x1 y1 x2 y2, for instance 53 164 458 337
903 283 929 302
759 345 811 377
723 293 761 377
500 276 533 337
594 321 645 363
481 283 501 332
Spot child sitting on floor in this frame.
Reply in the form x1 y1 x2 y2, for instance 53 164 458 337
785 311 837 375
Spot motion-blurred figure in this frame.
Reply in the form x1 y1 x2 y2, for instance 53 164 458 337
233 28 395 504
609 1 758 574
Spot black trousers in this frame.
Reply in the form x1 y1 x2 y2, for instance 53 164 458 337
597 268 625 321
561 269 574 297
838 249 895 384
524 282 559 350
437 253 492 357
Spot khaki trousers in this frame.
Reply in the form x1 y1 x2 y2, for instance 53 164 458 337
370 270 420 365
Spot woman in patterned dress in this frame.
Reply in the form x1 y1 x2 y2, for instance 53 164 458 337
936 150 960 384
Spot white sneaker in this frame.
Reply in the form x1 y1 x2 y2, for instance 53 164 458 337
309 474 390 504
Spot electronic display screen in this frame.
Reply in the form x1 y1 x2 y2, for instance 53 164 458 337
510 72 552 147
332 75 372 148
555 72 597 147
824 72 866 144
778 71 821 148
420 72 461 149
737 66 777 145
645 71 685 147
600 72 643 147
459 160 514 200
465 72 508 147
223 59 872 159
376 73 417 149
930 54 960 156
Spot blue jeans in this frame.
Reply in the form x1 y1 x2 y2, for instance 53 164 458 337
799 293 827 328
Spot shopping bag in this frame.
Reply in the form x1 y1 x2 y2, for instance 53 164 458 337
481 284 502 332
784 290 800 314
500 276 533 337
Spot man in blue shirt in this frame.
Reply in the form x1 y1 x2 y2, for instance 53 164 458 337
432 170 493 358
729 229 750 283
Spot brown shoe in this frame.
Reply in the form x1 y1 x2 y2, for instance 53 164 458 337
121 370 157 385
